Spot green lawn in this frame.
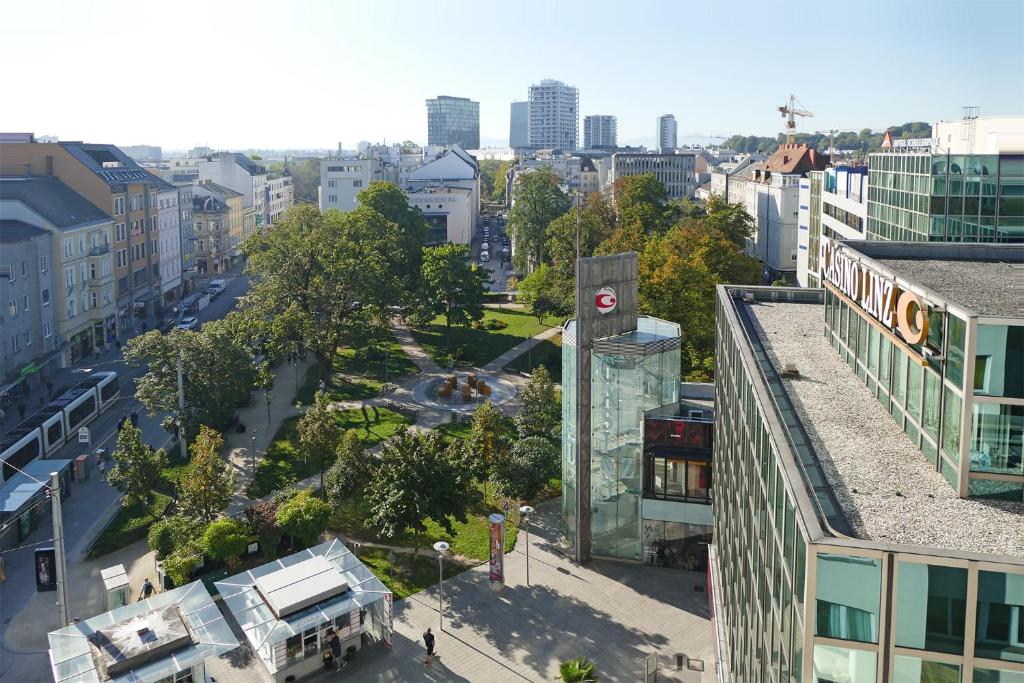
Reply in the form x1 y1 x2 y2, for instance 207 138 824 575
246 407 413 498
505 332 562 377
88 493 172 558
411 308 558 368
357 547 472 600
297 341 418 404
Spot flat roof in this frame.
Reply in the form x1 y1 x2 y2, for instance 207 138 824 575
873 258 1024 318
253 555 348 619
745 299 1024 558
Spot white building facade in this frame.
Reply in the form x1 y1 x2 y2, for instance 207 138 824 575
583 115 617 148
405 146 480 244
154 179 183 304
265 175 293 225
610 152 698 200
796 165 869 287
318 159 376 212
528 79 579 150
657 114 678 153
195 153 268 226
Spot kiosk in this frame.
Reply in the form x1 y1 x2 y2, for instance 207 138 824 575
101 564 130 610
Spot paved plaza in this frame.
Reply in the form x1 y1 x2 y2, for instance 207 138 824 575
207 501 715 682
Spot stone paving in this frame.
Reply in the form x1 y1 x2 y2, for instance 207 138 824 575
206 501 716 683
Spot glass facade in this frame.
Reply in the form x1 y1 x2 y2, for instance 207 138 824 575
807 171 823 287
425 96 480 150
867 153 1024 243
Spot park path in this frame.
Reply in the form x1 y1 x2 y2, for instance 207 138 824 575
390 321 443 374
482 326 560 373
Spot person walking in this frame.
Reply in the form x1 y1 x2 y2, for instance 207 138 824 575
329 631 343 670
139 577 154 601
97 458 106 480
423 627 435 666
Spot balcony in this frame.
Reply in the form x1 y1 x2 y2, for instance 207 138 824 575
90 244 111 256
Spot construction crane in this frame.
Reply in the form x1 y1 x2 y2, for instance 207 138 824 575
816 129 858 161
778 95 813 144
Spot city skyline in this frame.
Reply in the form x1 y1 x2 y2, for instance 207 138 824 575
2 0 1023 150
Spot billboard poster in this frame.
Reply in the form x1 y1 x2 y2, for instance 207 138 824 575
383 592 393 647
35 547 57 592
488 513 505 586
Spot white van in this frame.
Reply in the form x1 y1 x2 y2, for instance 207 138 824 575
206 279 227 298
480 251 490 263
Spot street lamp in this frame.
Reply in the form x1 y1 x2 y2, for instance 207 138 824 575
265 386 272 428
519 506 535 586
250 429 258 475
433 541 450 631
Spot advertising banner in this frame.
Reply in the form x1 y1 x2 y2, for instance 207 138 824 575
35 547 57 592
488 513 505 587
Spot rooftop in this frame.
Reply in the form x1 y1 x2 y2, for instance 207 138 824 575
0 176 111 230
0 219 48 242
745 299 1024 558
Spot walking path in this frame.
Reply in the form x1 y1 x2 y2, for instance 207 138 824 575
482 326 560 373
390 322 443 374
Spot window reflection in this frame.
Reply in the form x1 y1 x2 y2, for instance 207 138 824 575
815 554 881 644
812 644 877 683
895 562 967 654
969 404 1024 475
976 571 1024 663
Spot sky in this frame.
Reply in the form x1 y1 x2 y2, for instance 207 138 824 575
3 0 1023 151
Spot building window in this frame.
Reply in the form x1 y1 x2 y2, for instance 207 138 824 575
41 288 50 305
66 298 76 319
117 249 128 268
43 319 52 338
39 255 48 273
894 562 967 654
815 553 882 643
353 180 363 188
976 570 1024 663
22 295 28 312
64 238 73 257
10 335 18 353
114 196 125 215
7 300 16 317
90 291 98 309
65 268 74 288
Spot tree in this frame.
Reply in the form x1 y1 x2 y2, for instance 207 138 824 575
490 436 559 502
366 429 475 556
108 421 167 508
491 160 512 201
201 518 249 571
124 328 258 441
356 181 429 291
148 515 203 559
516 264 573 324
244 499 282 560
324 430 375 512
276 488 332 549
419 243 489 356
177 426 235 523
163 551 200 588
466 402 510 501
515 365 561 440
297 390 343 495
703 195 755 249
478 159 501 199
614 173 669 232
545 205 615 281
508 169 569 271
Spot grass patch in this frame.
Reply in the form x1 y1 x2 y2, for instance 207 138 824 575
411 308 558 368
358 547 471 600
246 407 413 498
298 341 419 403
505 332 562 377
295 359 328 405
88 493 172 558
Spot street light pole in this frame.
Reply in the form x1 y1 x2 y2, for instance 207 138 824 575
265 386 272 428
520 505 534 587
176 352 188 463
433 541 450 631
250 430 258 475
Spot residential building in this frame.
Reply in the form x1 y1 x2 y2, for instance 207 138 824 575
162 173 196 293
516 150 583 194
797 165 868 287
510 101 529 148
0 221 57 385
561 253 714 569
867 117 1024 243
610 151 698 200
743 143 829 283
265 174 293 225
528 79 579 150
405 145 480 244
0 141 165 329
426 95 480 150
319 158 377 212
579 157 600 195
704 153 767 204
194 181 245 258
711 241 1024 683
584 115 617 149
153 176 183 304
657 114 678 153
195 152 267 232
191 193 230 277
0 176 116 365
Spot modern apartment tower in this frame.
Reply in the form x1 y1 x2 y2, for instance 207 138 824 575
528 79 579 150
509 101 529 148
657 114 678 153
583 115 617 148
426 95 480 150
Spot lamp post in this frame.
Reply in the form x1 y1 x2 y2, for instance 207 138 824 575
250 429 258 475
265 386 272 428
519 505 535 587
433 541 450 631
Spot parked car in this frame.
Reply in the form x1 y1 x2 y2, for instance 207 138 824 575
206 279 227 298
480 251 490 263
176 317 200 331
480 242 490 252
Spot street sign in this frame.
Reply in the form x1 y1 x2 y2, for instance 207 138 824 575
78 427 90 445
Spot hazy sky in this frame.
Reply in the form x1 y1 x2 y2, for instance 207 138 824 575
3 0 1022 150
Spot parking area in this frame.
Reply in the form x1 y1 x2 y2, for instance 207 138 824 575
475 210 517 292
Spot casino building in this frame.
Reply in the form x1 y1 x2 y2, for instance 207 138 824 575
711 239 1024 682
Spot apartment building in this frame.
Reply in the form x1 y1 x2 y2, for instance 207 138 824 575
0 221 57 385
318 159 376 212
195 153 267 229
510 101 529 148
610 151 698 200
153 176 183 304
191 193 230 276
194 181 245 258
583 115 617 149
657 114 678 153
265 175 293 225
0 176 116 365
528 79 579 150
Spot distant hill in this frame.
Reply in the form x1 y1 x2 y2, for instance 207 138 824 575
720 122 932 155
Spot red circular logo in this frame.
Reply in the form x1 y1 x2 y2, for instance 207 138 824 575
595 287 617 314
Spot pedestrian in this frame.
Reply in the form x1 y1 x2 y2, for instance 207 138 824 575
423 627 435 666
139 578 154 601
329 630 342 670
318 379 325 393
98 459 106 480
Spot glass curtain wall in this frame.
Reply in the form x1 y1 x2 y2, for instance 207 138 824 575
561 322 578 550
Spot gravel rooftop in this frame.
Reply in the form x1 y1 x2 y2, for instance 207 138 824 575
747 300 1024 558
874 258 1024 318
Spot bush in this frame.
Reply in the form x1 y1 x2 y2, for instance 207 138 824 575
471 318 508 330
558 657 597 682
163 551 200 587
147 518 176 558
244 500 282 560
276 489 332 549
148 515 204 559
201 518 249 571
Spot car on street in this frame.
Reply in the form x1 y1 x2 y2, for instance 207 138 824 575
176 316 200 331
480 251 490 263
206 279 227 298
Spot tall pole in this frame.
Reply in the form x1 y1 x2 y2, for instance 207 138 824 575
575 191 581 261
520 506 534 587
437 554 444 631
177 352 187 462
250 431 257 474
50 472 70 628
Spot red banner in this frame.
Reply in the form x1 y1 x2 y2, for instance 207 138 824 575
488 514 505 584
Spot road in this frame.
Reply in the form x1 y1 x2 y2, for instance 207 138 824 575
473 210 516 292
0 273 250 650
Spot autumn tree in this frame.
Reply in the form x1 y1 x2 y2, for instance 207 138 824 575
108 421 167 508
244 499 282 560
465 402 510 501
177 426 235 523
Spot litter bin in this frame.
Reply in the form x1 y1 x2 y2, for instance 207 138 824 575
74 454 90 480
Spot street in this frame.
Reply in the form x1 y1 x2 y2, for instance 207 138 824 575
473 209 515 292
0 272 250 669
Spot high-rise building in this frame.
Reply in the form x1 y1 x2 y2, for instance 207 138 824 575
426 95 480 150
657 114 677 153
509 101 529 148
711 241 1024 682
583 115 617 148
528 79 578 150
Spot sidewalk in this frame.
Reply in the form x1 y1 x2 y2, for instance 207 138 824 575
390 322 443 374
482 326 560 373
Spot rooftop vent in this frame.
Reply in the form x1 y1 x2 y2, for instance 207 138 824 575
742 292 755 303
781 363 800 378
